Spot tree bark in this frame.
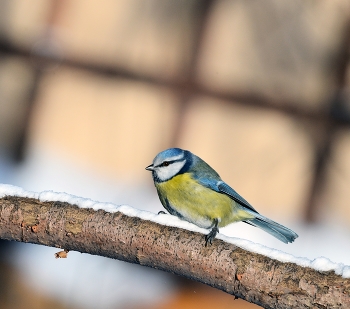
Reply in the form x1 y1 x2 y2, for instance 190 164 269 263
0 195 349 308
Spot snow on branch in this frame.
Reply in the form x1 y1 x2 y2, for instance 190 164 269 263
0 184 349 308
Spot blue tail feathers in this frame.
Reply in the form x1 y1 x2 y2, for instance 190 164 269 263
245 213 298 244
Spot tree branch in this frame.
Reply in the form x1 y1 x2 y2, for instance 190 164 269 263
0 195 349 308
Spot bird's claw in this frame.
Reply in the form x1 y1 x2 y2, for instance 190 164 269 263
158 211 166 215
205 226 219 246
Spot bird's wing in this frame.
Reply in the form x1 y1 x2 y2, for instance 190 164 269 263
217 181 258 213
197 177 258 214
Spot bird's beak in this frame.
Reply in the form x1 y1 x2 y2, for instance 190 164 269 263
145 164 154 171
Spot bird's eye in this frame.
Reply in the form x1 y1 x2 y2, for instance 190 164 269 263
163 161 170 167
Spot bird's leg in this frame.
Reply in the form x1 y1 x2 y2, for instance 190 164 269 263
158 210 166 215
205 218 219 246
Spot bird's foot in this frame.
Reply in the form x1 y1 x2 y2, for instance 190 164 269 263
205 226 219 246
158 210 166 215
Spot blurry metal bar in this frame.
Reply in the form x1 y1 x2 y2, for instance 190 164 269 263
304 21 350 222
170 0 216 147
1 37 350 129
12 69 42 162
10 0 67 162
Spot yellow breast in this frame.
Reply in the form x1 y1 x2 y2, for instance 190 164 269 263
155 173 251 228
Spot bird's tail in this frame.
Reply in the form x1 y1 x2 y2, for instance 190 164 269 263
244 213 298 244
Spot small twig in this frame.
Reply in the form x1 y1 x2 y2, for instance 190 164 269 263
54 249 69 259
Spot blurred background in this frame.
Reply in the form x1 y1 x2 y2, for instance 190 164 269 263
0 0 350 308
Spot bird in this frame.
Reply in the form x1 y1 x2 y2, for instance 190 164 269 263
146 148 298 246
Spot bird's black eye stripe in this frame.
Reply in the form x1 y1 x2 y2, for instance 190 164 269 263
156 159 183 168
159 161 171 167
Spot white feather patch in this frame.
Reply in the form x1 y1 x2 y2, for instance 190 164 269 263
156 160 186 181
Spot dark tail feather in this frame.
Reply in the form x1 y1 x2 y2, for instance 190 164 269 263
245 214 298 244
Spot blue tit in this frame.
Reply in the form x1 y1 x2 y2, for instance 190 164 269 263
146 148 298 246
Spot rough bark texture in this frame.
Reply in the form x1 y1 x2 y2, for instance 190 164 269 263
0 195 349 308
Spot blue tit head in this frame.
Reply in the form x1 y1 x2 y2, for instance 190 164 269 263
145 148 193 182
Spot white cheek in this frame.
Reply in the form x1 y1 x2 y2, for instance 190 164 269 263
157 161 186 181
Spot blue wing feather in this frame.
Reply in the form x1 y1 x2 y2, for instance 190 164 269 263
217 182 258 213
189 154 258 214
195 176 258 214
